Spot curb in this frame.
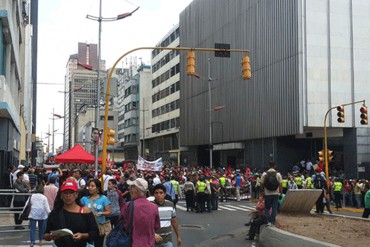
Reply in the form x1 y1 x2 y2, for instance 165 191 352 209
335 207 363 213
312 206 363 213
259 225 340 247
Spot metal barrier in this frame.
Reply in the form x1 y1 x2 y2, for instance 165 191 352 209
0 189 33 233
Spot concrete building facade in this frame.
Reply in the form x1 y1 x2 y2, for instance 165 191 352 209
144 25 181 165
63 42 106 151
0 0 35 188
179 0 370 177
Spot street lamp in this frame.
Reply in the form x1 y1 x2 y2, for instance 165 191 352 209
50 109 64 154
86 1 139 177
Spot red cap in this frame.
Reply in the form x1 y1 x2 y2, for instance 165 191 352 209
60 180 78 192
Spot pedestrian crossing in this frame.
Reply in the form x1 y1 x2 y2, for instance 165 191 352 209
176 202 256 212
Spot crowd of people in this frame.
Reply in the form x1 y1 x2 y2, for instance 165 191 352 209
2 159 370 246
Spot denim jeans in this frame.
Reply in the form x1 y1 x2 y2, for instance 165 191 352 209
30 218 47 244
264 195 279 224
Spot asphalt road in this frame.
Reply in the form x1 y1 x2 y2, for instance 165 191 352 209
0 199 365 246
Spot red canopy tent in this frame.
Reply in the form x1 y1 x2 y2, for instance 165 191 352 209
55 144 102 164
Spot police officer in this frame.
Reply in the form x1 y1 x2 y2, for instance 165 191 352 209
219 174 227 202
281 176 288 194
333 178 343 209
196 176 207 213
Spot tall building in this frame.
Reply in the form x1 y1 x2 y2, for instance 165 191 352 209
0 0 35 187
63 42 106 150
179 0 370 177
121 63 151 160
144 25 181 164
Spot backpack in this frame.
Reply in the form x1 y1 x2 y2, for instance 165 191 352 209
314 174 324 189
264 171 279 191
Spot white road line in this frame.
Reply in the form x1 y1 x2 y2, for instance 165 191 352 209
225 205 251 211
218 205 237 211
176 205 188 211
238 205 257 211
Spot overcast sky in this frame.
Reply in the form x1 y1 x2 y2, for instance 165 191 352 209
36 0 192 150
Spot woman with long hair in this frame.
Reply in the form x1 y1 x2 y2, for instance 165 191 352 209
80 179 111 247
29 185 50 246
44 179 98 247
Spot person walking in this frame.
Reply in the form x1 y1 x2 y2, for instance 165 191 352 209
361 183 370 218
44 180 99 247
151 184 182 247
29 185 51 246
80 179 111 247
260 162 282 226
13 171 31 230
106 179 123 228
119 177 160 247
235 173 242 202
44 177 59 210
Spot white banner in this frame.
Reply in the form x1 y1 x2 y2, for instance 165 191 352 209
136 156 163 171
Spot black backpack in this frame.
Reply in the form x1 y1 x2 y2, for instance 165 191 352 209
264 171 279 191
314 174 325 189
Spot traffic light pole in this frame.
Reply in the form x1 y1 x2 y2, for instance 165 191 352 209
101 46 250 175
323 99 365 183
207 58 213 168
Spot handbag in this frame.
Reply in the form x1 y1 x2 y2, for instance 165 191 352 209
19 195 32 221
106 201 134 247
90 198 112 236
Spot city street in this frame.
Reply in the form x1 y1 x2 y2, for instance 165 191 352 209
0 199 365 246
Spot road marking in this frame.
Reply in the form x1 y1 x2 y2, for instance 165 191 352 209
176 205 188 211
225 205 251 211
238 205 257 211
218 205 237 211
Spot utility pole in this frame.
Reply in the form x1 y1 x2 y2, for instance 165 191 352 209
207 58 213 168
52 108 55 154
86 3 139 177
142 98 145 157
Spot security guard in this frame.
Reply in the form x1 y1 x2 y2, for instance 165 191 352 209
333 178 343 209
219 174 227 202
305 176 313 189
196 176 207 213
170 176 181 208
281 176 288 194
295 175 303 189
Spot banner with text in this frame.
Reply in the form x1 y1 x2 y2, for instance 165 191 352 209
136 156 163 171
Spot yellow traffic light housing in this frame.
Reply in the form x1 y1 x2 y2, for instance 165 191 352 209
318 150 325 162
337 105 345 123
106 128 116 145
327 149 334 162
241 54 251 80
360 106 368 125
187 51 196 76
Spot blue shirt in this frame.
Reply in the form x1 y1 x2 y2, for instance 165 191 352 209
236 176 241 187
80 195 111 223
48 172 59 187
163 181 175 200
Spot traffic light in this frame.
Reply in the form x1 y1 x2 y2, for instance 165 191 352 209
318 150 325 162
327 149 334 162
241 54 251 80
105 128 116 145
336 105 345 123
360 106 368 125
187 51 196 76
